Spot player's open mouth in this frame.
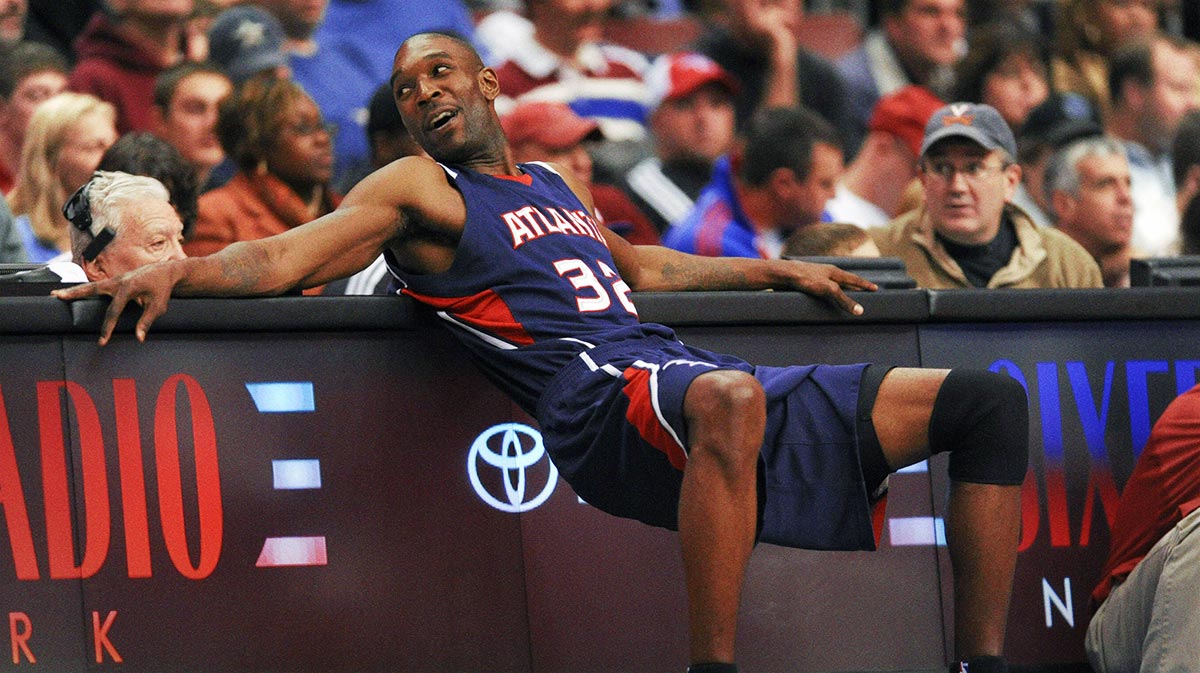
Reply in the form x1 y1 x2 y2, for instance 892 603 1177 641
429 109 457 131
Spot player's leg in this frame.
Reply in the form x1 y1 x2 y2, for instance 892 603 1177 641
867 367 1027 671
678 369 766 669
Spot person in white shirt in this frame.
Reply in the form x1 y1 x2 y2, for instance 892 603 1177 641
1107 34 1200 256
65 171 186 281
826 85 943 228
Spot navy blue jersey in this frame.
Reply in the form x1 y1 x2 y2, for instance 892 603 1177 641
386 161 878 551
385 162 674 413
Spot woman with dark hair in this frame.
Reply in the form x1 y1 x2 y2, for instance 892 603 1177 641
952 21 1051 134
98 131 200 238
185 76 337 264
1051 0 1160 120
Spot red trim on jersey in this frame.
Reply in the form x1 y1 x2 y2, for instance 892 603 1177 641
871 493 888 547
402 287 535 346
493 172 534 185
621 366 688 471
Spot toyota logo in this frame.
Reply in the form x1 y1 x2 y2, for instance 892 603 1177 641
468 423 558 513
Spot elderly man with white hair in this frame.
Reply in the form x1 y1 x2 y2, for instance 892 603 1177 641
66 170 187 281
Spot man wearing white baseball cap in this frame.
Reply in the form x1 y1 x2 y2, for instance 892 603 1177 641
872 101 1102 289
619 52 739 234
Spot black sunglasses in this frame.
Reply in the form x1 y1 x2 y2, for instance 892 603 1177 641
62 179 114 262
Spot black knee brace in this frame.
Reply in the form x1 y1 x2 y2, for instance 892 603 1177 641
928 369 1029 485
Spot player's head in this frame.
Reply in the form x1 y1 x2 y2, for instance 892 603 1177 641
390 32 504 165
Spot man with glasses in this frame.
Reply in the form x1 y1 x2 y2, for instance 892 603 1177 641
872 102 1102 288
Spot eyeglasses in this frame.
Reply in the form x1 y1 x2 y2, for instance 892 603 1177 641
62 177 115 261
922 159 1008 184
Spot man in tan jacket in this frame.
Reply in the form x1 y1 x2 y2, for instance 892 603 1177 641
873 102 1103 289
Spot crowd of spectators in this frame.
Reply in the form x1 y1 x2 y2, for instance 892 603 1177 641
2 2 1200 668
1 0 1200 291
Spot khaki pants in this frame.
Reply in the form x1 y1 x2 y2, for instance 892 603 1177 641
1086 507 1200 673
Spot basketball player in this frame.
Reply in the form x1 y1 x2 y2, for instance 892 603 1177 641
55 32 1028 673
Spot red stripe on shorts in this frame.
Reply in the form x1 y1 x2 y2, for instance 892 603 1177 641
622 366 688 471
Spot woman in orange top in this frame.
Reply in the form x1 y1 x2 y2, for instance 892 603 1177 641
186 76 339 291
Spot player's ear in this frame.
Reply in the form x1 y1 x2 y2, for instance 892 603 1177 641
478 67 501 101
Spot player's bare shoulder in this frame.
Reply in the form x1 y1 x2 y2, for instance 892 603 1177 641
346 155 468 241
346 156 466 274
540 160 595 214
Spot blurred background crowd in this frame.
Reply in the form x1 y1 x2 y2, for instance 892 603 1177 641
2 0 1200 291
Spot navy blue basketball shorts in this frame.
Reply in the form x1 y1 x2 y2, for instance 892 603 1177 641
536 335 881 551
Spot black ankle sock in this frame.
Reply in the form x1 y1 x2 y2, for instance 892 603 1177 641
949 655 1007 673
687 663 738 673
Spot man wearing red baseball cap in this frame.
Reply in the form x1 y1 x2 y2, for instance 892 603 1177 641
620 52 740 235
826 85 944 228
502 101 660 245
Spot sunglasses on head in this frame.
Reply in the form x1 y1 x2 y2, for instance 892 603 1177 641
62 177 115 262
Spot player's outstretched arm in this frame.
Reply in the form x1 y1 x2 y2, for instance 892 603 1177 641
548 158 876 315
52 158 436 344
605 231 877 315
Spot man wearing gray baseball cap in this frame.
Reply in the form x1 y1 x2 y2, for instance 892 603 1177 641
872 102 1103 289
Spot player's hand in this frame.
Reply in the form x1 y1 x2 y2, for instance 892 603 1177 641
51 261 179 345
780 259 877 316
